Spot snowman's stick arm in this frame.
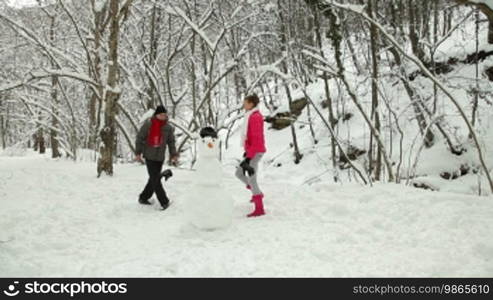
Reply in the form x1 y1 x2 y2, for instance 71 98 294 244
164 166 197 172
174 166 197 172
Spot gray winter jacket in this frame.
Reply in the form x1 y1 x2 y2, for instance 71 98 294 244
135 119 177 162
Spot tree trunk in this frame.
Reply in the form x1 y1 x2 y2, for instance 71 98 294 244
146 2 160 109
38 127 46 154
88 0 104 151
386 7 436 148
368 0 382 180
49 15 61 158
97 0 127 177
0 99 6 149
190 4 198 128
278 0 302 164
472 9 480 128
311 2 338 180
408 0 425 61
327 6 395 182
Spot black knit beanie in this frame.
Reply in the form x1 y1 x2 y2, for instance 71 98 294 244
154 105 167 115
200 126 218 139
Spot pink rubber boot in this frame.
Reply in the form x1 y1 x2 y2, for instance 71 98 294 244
247 194 265 218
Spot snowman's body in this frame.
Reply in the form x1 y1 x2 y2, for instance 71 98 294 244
184 136 233 230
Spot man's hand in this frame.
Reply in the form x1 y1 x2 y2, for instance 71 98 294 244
135 154 144 163
240 158 255 177
170 154 179 166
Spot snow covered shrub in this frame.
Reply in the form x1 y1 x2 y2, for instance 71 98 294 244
0 145 28 157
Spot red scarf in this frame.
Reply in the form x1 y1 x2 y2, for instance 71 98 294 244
147 117 166 147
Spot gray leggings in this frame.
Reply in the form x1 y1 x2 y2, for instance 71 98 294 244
236 153 263 195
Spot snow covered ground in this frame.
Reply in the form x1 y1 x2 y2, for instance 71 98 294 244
1 150 493 277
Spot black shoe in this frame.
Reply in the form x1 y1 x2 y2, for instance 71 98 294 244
159 201 172 211
138 198 152 205
160 169 173 181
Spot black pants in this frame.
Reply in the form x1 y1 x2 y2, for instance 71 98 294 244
139 159 169 206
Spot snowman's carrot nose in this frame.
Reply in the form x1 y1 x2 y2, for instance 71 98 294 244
207 142 214 148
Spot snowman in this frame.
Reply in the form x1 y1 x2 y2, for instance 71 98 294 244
184 127 233 230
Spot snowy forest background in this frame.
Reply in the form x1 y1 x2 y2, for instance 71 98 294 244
2 0 493 196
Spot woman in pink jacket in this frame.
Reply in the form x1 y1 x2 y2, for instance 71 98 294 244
236 94 267 217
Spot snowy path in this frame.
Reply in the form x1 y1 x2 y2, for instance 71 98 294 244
1 155 493 277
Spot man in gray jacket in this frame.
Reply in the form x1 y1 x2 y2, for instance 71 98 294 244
135 105 178 210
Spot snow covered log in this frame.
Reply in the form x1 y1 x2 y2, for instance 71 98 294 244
265 98 308 130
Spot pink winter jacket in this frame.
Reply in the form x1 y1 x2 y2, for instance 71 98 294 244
244 110 267 159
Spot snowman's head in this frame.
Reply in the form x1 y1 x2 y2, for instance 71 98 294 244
198 127 219 156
